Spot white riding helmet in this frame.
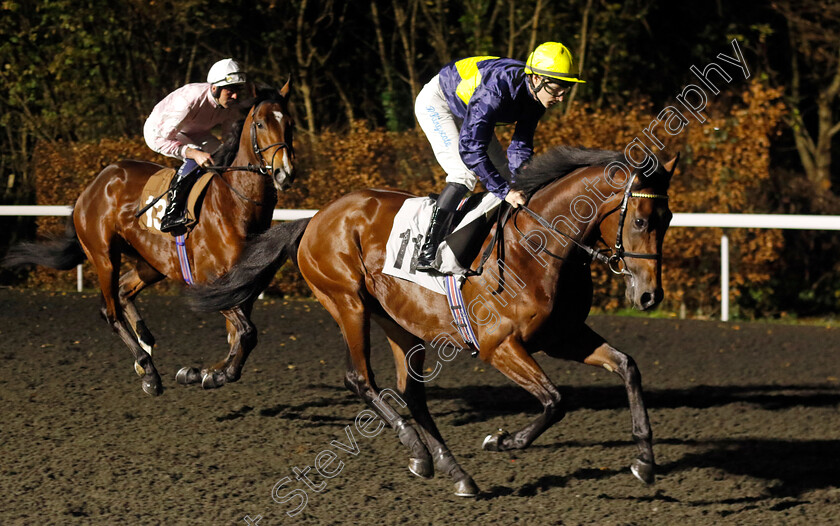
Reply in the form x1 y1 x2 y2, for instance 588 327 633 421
207 58 247 87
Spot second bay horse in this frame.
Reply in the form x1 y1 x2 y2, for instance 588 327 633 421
5 83 298 396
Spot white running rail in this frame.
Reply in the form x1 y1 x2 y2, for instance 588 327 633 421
3 206 839 320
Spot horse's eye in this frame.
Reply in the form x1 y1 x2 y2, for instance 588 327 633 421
634 218 647 229
256 122 264 129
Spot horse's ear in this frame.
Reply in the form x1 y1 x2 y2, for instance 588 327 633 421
279 77 292 99
663 153 680 178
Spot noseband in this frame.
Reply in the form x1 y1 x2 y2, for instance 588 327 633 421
249 120 292 177
203 104 294 206
518 172 669 275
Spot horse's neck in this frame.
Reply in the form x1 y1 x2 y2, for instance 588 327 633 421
212 151 276 217
529 166 619 246
233 150 274 199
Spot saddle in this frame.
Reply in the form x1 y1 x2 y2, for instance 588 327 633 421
383 192 503 295
439 192 504 275
137 168 215 236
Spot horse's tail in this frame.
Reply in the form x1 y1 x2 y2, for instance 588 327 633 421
188 218 310 312
3 212 87 270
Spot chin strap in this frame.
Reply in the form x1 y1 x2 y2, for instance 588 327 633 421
211 85 222 103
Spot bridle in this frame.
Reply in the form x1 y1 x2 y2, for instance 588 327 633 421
604 172 669 274
249 119 293 178
208 102 293 178
517 172 669 276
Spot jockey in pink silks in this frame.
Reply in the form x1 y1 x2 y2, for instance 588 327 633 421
143 58 252 234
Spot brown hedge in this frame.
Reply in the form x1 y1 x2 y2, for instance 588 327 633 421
25 80 786 317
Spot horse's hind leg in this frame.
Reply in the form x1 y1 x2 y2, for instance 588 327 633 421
89 249 163 395
376 314 479 497
547 323 655 484
316 291 475 496
118 263 164 376
373 315 434 477
177 303 256 389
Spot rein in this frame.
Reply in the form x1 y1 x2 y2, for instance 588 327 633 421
517 204 612 266
205 170 266 207
134 97 292 218
517 173 669 275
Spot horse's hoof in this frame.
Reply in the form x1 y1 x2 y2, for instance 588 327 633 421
482 429 510 452
176 367 202 385
631 459 655 485
223 367 241 384
453 476 479 497
408 457 434 479
134 361 145 377
201 370 226 389
141 376 163 396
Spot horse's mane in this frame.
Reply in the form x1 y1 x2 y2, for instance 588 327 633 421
511 146 624 197
512 145 673 197
215 86 288 167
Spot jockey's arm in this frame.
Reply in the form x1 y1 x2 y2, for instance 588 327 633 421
144 95 194 159
144 84 223 162
508 115 539 176
458 94 511 200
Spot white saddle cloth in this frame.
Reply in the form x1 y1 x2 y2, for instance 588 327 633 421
383 194 501 294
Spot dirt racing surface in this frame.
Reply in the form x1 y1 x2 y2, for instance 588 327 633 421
1 288 838 525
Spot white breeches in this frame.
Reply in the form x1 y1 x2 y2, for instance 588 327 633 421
414 75 510 190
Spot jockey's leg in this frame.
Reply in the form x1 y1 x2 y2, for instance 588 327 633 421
416 182 467 270
160 159 201 234
415 75 493 271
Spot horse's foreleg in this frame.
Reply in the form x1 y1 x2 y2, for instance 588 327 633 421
482 337 565 451
560 324 655 484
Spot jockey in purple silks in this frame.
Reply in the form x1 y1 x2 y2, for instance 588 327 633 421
414 42 586 270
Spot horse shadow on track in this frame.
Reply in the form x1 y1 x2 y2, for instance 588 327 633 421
482 437 840 504
657 437 840 497
230 379 839 499
429 383 840 423
428 383 840 500
215 387 359 429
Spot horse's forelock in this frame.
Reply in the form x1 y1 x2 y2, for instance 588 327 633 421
630 163 672 195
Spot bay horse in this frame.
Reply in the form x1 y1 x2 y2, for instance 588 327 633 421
190 146 677 496
4 83 298 396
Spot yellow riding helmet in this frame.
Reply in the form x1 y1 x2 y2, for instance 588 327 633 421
524 42 586 84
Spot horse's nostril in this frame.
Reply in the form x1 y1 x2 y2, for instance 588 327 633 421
640 292 653 307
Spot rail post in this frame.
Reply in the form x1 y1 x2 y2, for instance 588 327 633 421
721 232 729 322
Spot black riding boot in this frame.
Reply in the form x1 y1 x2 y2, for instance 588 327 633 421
160 172 198 234
416 183 468 271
